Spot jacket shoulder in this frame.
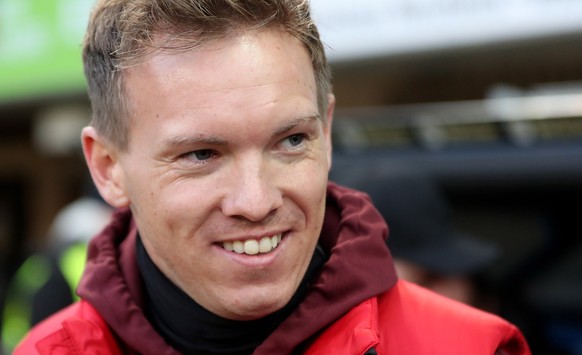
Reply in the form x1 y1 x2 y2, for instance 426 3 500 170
14 301 122 355
377 280 531 354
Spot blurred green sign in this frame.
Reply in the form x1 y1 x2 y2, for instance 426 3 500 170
0 0 94 103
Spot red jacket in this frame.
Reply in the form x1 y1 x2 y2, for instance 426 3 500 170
16 280 528 355
16 183 530 354
306 281 528 354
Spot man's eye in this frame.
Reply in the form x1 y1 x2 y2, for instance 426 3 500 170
184 149 216 161
282 134 306 148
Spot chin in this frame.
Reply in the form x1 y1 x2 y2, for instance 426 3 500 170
222 287 294 321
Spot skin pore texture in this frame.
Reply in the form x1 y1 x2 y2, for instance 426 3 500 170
82 28 335 321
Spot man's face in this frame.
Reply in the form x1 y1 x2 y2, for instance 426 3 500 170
104 29 333 320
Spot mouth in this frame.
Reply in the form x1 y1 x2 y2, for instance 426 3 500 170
221 233 283 256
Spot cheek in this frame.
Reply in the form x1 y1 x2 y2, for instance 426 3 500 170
154 184 208 235
137 186 208 272
129 176 202 249
289 161 329 223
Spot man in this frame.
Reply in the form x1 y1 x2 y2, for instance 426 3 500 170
16 1 531 354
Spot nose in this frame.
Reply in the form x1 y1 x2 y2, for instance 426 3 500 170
221 156 283 222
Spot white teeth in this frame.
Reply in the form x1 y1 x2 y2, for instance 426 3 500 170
222 234 282 255
259 237 272 253
232 241 244 254
244 240 259 255
223 241 234 252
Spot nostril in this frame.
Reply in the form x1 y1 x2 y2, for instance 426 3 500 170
222 192 283 222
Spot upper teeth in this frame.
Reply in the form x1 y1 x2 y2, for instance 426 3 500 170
222 234 282 255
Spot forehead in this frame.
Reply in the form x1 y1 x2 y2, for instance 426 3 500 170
125 28 315 97
120 28 319 144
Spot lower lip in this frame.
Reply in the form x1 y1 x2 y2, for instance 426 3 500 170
215 234 287 267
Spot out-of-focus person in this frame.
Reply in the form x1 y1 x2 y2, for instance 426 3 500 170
346 168 499 307
1 192 112 353
385 173 497 305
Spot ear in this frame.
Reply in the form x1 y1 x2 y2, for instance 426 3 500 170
323 93 335 171
81 127 130 208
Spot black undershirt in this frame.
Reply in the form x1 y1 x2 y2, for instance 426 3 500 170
136 235 326 355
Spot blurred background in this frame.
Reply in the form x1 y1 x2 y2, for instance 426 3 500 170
1 0 582 353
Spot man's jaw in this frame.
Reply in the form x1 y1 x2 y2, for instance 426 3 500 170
221 234 283 256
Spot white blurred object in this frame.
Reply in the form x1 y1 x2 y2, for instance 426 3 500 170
311 0 582 62
33 104 91 156
49 197 113 244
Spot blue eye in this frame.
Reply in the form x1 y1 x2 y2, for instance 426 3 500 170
183 149 216 162
193 149 213 160
285 134 305 147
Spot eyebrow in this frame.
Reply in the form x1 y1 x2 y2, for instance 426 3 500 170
163 134 228 147
274 114 321 136
163 114 321 147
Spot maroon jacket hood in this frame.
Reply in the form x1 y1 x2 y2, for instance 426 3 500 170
77 182 397 354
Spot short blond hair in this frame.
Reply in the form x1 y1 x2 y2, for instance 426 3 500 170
83 0 332 150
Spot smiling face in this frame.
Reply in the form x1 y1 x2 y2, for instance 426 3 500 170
82 28 334 320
